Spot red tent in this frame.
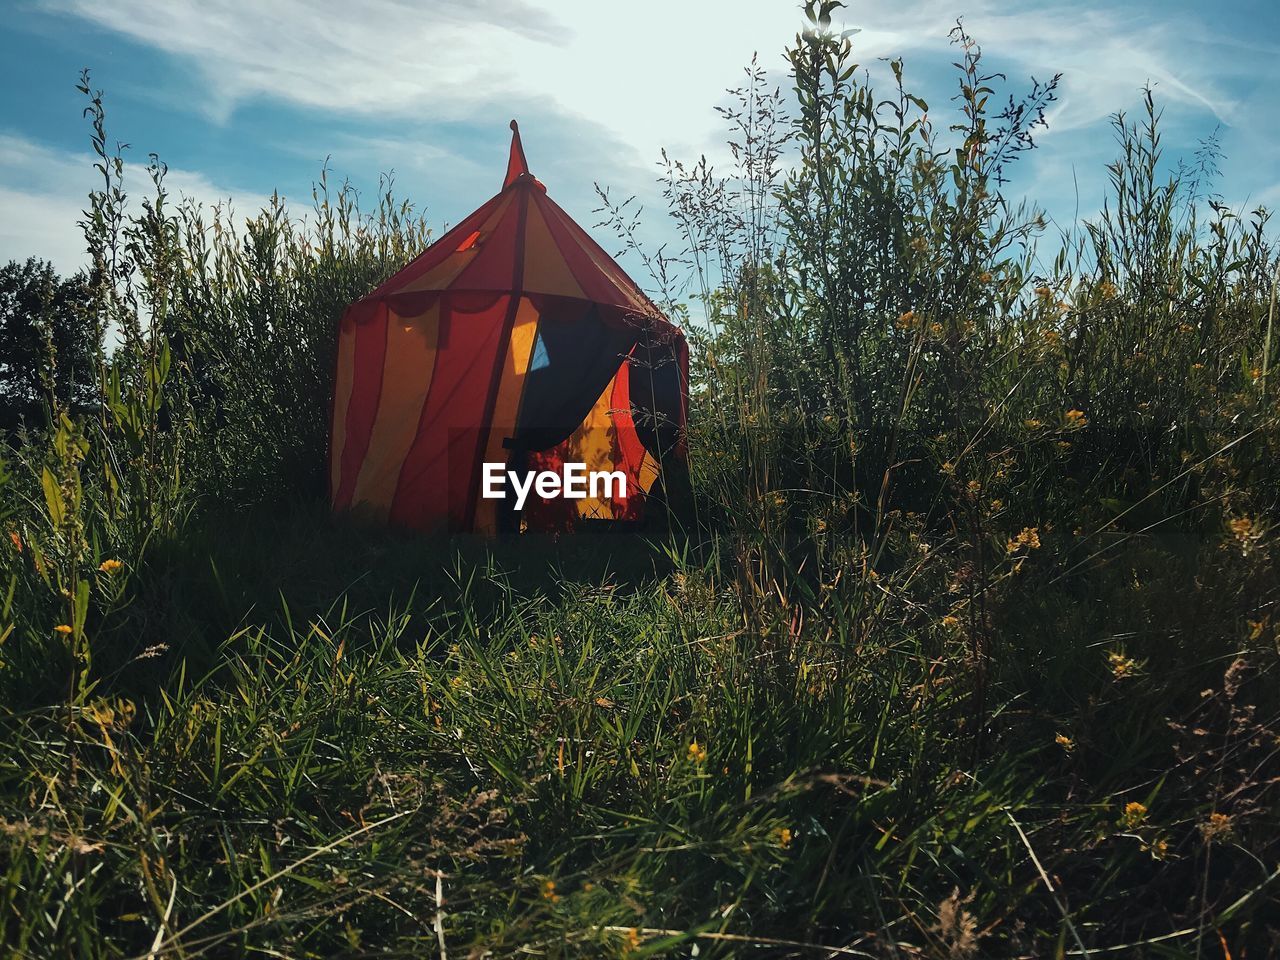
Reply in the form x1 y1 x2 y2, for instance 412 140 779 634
328 122 688 535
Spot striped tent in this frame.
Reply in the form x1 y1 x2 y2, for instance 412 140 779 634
328 121 688 535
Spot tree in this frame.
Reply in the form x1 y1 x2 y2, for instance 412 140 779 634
0 257 100 430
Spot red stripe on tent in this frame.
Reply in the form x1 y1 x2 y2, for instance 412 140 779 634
366 193 506 299
388 294 511 531
463 187 530 529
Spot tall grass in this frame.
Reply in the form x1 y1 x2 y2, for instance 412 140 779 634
1 4 1278 956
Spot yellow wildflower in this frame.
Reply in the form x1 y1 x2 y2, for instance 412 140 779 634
686 740 708 764
895 309 918 330
1097 280 1118 299
1108 650 1140 679
909 236 928 253
541 879 560 903
1055 733 1075 752
777 827 793 849
1200 812 1233 842
1228 517 1253 540
1121 801 1147 829
98 559 123 574
979 270 993 283
941 615 961 629
53 624 73 635
1063 409 1087 428
1006 527 1041 554
1023 418 1042 429
1035 286 1052 299
8 530 21 553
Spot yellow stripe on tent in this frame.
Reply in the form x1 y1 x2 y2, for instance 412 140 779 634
350 302 441 519
473 297 541 535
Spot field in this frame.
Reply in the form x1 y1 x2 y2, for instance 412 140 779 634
1 10 1278 958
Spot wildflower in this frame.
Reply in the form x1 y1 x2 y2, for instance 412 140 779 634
1192 362 1204 371
909 236 928 253
449 675 465 689
1023 418 1042 429
626 928 642 950
541 879 560 903
1108 650 1140 679
98 559 123 574
895 309 918 330
979 270 993 283
1034 286 1052 299
777 827 793 849
686 740 708 764
966 479 981 495
1121 801 1147 829
989 499 1003 511
1097 280 1118 299
7 530 21 553
1006 527 1041 554
1044 329 1061 345
1063 409 1087 428
1200 812 1233 843
53 624 73 635
1143 837 1169 860
929 321 943 337
1055 733 1075 752
1228 517 1253 541
941 615 961 629
1247 619 1266 642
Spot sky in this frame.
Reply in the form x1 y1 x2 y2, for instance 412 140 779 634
2 0 1278 300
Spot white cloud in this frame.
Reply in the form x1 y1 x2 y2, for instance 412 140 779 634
12 0 1271 288
0 132 272 275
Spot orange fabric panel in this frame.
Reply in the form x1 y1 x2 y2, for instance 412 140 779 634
329 313 358 502
521 200 586 300
472 298 541 534
349 302 441 520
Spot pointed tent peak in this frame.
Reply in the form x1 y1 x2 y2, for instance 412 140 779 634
504 120 529 188
503 120 546 191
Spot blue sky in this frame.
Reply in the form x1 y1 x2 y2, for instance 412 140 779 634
2 0 1278 298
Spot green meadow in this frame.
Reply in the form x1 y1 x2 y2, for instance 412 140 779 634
1 7 1277 957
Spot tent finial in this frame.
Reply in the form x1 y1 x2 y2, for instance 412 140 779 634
504 119 530 188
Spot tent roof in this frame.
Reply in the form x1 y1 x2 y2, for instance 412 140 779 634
360 121 669 326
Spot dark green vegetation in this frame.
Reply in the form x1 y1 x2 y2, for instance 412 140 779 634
2 7 1278 957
